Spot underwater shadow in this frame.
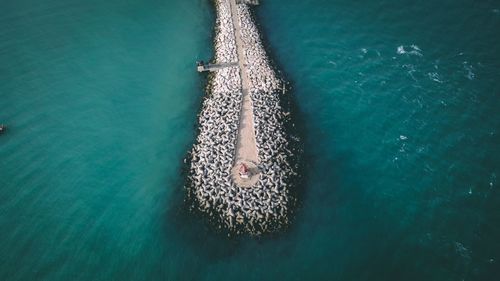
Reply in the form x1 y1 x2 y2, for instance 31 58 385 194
162 172 244 261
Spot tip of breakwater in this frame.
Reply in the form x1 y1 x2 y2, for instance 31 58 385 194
231 160 260 188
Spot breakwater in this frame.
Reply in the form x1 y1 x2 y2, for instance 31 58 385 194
186 0 299 235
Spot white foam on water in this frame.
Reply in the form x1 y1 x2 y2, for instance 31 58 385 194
402 64 418 81
397 45 423 56
428 72 443 83
424 164 435 173
410 44 421 51
397 45 406 54
409 50 423 57
463 61 475 80
361 48 368 54
399 135 408 140
454 242 471 260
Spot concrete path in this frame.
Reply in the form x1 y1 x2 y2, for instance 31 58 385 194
228 0 259 165
228 0 260 186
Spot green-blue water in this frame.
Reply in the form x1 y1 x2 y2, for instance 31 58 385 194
1 0 499 280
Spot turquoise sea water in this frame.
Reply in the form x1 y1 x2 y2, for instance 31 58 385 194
1 0 499 280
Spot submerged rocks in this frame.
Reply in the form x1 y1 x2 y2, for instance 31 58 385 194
186 0 299 235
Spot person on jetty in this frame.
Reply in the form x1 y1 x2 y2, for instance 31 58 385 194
239 163 250 179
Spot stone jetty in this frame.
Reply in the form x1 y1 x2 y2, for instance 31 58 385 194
186 0 299 235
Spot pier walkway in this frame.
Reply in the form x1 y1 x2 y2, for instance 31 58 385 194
197 62 237 72
228 0 260 187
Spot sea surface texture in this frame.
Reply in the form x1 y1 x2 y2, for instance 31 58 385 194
1 0 499 280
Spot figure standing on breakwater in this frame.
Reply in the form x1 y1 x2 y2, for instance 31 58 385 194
186 0 299 235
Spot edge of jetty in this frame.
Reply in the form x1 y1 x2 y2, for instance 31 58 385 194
185 0 300 236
